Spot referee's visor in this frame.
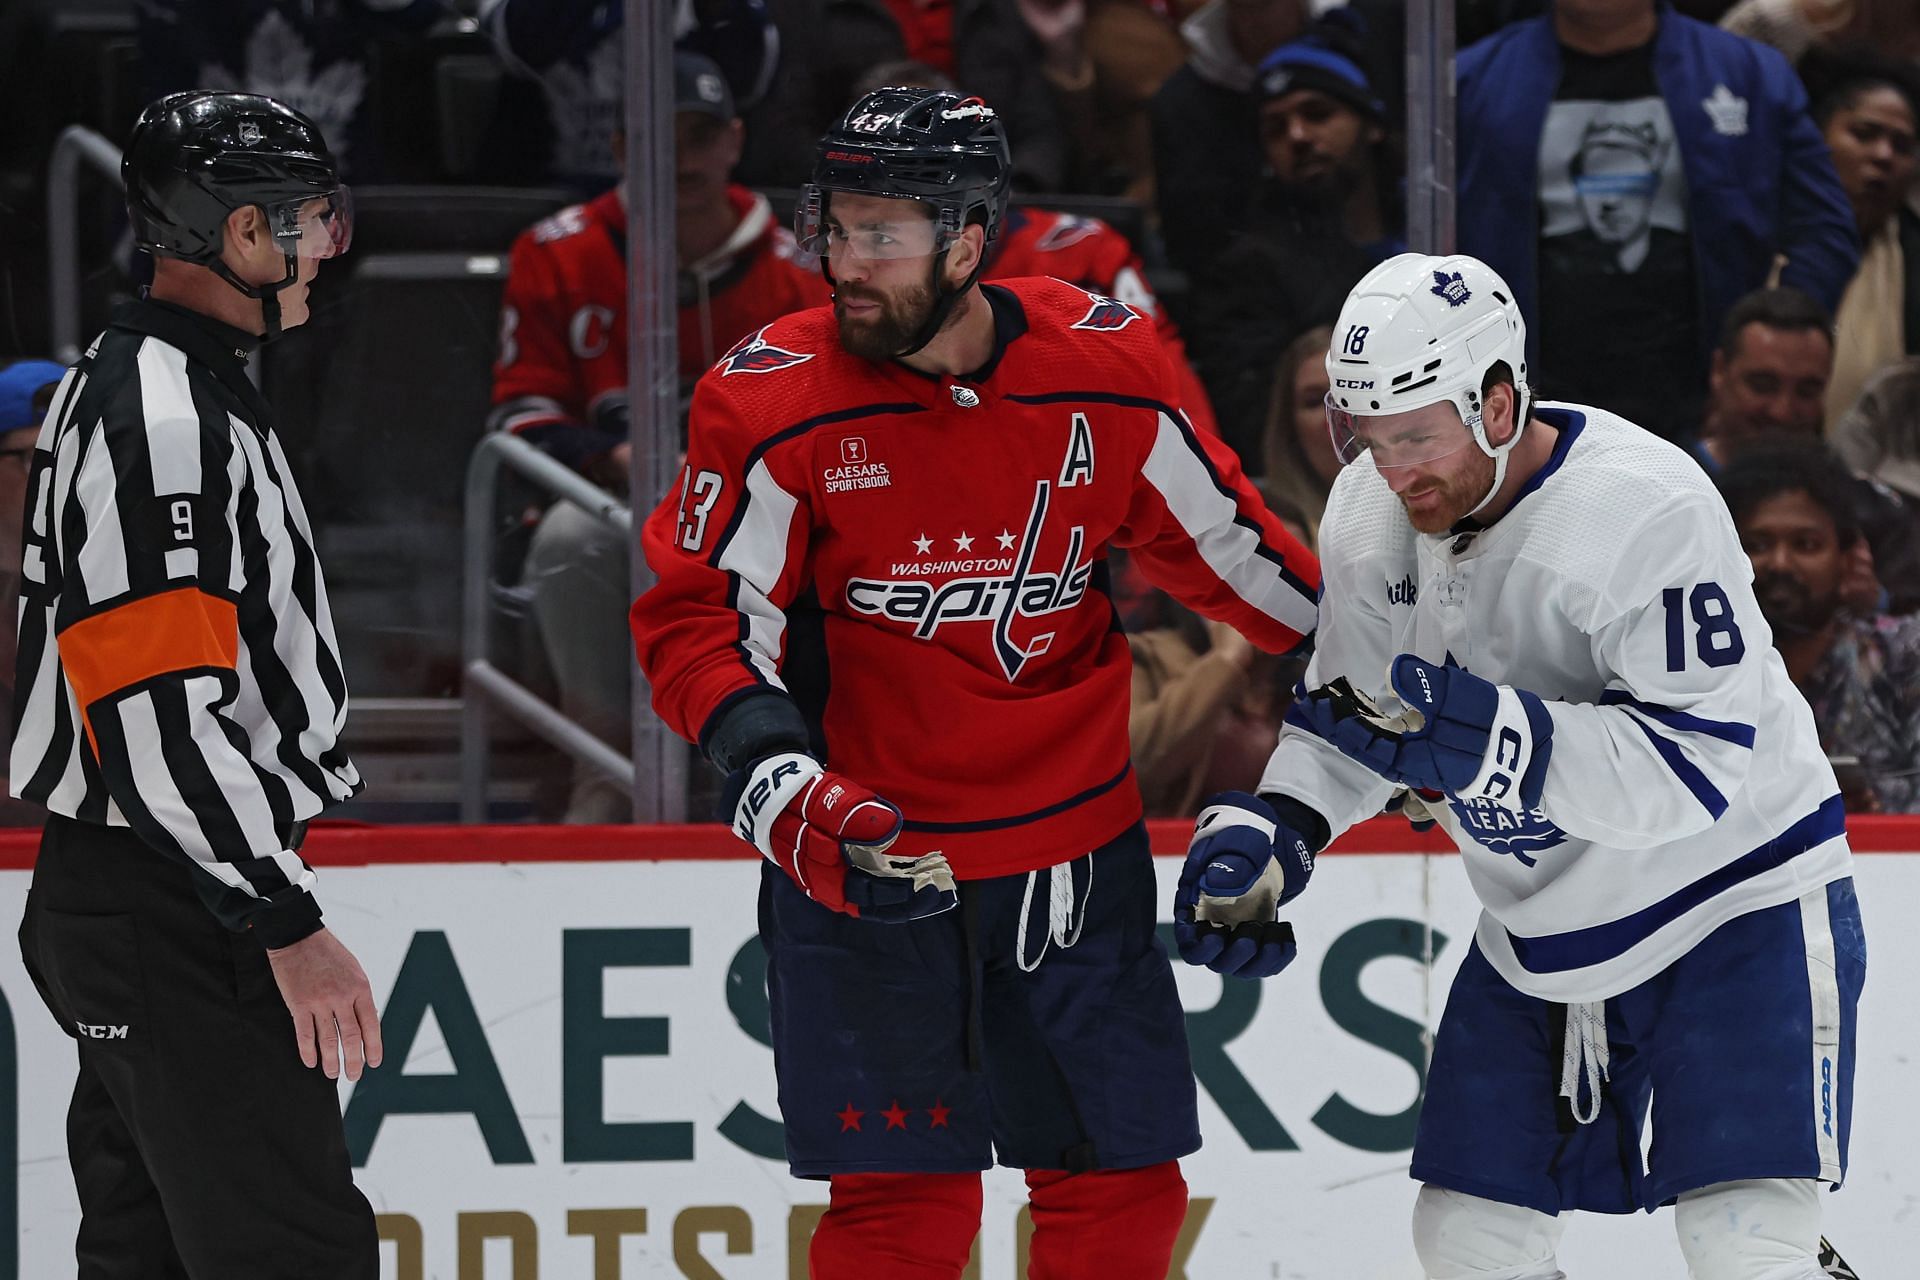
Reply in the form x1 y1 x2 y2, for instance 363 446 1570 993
265 187 352 261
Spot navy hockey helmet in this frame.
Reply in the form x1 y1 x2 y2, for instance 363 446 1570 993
798 87 1011 258
124 91 351 338
797 87 1011 356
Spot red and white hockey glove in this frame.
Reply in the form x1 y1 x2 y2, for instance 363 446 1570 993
726 753 957 922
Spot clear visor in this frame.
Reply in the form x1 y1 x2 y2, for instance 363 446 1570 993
1327 392 1479 470
795 188 942 261
266 187 353 260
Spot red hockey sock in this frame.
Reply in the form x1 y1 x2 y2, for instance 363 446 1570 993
1025 1161 1189 1280
809 1172 983 1279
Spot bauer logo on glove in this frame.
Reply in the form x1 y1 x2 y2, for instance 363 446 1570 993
726 752 957 922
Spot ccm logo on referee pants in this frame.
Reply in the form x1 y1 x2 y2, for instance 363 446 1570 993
75 1022 129 1040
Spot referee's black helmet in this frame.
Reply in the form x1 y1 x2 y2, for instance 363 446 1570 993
124 91 349 267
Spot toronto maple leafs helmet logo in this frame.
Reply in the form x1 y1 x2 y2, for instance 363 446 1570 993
1069 288 1141 332
720 326 815 376
1430 270 1472 308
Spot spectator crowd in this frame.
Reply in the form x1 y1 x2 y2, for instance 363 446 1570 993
2 0 1918 819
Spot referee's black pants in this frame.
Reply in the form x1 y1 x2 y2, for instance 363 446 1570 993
18 814 378 1279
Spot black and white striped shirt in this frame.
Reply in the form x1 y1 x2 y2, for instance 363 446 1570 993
11 298 360 947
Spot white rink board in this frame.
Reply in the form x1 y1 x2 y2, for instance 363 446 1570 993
3 853 1913 1280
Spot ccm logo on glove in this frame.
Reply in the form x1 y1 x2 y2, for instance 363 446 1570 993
1481 727 1525 801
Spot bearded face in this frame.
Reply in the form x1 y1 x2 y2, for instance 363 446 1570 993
1736 490 1848 637
816 190 977 361
833 266 940 361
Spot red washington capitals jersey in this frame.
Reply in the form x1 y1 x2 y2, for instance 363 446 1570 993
632 277 1319 877
986 207 1220 438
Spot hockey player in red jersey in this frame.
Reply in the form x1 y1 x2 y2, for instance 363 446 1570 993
847 62 1221 438
632 87 1319 1278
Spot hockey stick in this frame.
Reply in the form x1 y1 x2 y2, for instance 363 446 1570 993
1819 1236 1861 1280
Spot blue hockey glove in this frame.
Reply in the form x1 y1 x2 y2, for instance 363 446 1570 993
1172 792 1315 978
724 753 957 922
1298 656 1554 812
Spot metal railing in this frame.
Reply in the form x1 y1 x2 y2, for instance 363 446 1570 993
461 432 636 822
49 125 125 365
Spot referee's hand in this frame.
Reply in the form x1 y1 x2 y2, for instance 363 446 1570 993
265 928 385 1082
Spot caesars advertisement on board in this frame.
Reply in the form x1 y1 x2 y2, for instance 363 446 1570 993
1 850 1912 1279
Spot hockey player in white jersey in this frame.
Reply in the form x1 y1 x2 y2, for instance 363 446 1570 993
1172 253 1866 1280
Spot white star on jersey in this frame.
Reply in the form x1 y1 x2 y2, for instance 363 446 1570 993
913 533 933 554
996 530 1016 549
955 532 974 551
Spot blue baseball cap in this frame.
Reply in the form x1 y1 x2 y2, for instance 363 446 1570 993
1257 21 1386 121
0 360 65 433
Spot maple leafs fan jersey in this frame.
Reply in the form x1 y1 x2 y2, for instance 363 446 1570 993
633 278 1319 877
1264 404 1853 1002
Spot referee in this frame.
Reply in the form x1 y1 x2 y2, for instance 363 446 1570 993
14 93 380 1276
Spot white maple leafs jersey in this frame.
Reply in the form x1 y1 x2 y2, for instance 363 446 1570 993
1262 403 1853 1002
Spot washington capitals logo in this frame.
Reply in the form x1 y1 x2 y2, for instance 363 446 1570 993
1068 287 1141 332
719 325 815 376
844 481 1091 683
1430 271 1472 308
1035 215 1101 253
940 96 996 123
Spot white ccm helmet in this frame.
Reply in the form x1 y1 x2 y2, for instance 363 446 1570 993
1325 252 1531 518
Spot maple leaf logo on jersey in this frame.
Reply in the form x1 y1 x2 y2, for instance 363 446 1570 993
1069 289 1142 332
1446 798 1567 867
719 326 815 376
200 10 367 162
537 38 625 178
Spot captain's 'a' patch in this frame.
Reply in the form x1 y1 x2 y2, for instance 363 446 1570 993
1059 413 1095 487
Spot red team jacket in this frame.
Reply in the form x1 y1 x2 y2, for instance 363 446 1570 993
986 207 1220 438
632 278 1320 878
490 184 829 468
